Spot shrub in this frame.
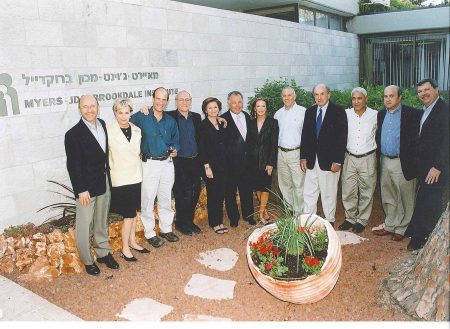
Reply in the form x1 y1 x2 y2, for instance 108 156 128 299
248 78 449 112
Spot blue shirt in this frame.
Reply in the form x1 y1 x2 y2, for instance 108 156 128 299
381 105 401 156
175 110 198 158
130 108 180 157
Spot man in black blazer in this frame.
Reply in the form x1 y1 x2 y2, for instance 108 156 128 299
300 84 348 226
406 79 449 251
373 85 422 242
221 91 255 226
166 90 203 236
65 95 118 276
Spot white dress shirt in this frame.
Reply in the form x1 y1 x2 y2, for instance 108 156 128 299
345 107 377 155
274 103 306 148
230 111 247 140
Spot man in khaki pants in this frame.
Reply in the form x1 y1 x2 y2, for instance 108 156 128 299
339 87 377 233
65 95 119 276
274 86 306 213
373 86 422 241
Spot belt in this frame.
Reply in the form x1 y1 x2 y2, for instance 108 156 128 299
278 146 300 152
141 155 169 162
346 149 376 158
382 154 400 159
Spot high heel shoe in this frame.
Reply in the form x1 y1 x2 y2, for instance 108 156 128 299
121 253 137 262
130 246 150 254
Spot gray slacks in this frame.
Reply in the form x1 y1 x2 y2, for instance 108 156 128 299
75 179 111 265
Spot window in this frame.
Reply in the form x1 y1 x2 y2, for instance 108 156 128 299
360 32 449 90
299 8 314 26
298 6 345 31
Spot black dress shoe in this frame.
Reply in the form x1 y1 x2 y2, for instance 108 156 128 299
190 223 202 233
338 220 354 231
130 246 150 254
244 218 257 225
85 263 100 276
97 253 119 269
407 239 424 252
230 222 238 228
175 225 192 236
160 232 180 242
147 236 165 248
352 223 365 233
121 253 137 262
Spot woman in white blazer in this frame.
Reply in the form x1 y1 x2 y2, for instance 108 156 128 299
108 98 148 261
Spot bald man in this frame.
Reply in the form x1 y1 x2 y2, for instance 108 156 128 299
65 95 118 276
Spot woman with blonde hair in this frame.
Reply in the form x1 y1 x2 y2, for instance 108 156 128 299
108 98 149 261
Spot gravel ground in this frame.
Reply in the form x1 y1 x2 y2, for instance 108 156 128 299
4 190 411 321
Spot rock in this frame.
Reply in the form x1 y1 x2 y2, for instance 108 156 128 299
47 229 65 244
15 248 34 270
13 236 29 250
47 242 65 267
108 221 122 239
0 255 15 273
60 253 84 274
0 235 7 258
3 237 16 258
30 240 47 257
110 237 122 252
31 232 46 243
63 228 78 253
19 256 59 282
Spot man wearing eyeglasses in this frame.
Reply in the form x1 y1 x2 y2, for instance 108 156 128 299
166 90 203 236
65 95 119 276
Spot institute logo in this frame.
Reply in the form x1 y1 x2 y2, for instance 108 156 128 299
0 73 20 116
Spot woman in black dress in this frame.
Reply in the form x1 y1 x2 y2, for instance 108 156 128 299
198 97 228 234
248 97 279 223
108 98 149 262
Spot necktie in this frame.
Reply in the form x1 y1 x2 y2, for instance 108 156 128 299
316 108 322 138
236 114 247 140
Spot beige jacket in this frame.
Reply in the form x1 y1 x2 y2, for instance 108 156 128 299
108 120 143 187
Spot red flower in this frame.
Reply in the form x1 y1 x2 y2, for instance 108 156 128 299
265 262 273 271
260 245 267 255
273 249 280 257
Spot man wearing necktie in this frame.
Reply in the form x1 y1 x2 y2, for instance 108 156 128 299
221 91 255 227
405 79 449 251
300 84 348 227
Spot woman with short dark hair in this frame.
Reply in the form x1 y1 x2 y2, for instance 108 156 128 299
198 97 228 234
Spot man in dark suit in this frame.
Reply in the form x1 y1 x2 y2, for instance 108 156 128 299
65 95 119 276
221 90 255 227
373 85 422 242
167 90 203 236
300 84 348 226
406 79 449 251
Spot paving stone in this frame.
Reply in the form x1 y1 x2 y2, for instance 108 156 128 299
184 274 236 300
336 231 368 245
183 314 232 321
196 248 239 272
116 297 173 321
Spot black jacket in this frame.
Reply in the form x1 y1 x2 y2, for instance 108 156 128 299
248 117 279 171
198 119 227 175
300 102 348 171
221 110 253 173
416 97 449 187
64 118 110 198
376 104 422 181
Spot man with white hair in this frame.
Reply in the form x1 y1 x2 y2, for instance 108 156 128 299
274 86 307 213
339 87 378 233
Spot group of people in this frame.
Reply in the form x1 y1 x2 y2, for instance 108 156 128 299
65 79 448 276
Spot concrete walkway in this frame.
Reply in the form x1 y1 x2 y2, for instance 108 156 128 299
0 275 82 321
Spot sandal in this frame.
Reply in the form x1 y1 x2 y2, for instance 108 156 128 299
213 226 226 234
219 224 228 233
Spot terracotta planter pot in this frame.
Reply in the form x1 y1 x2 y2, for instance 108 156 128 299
246 214 342 304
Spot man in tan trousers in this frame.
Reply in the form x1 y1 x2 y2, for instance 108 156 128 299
373 85 421 241
339 87 377 234
274 86 306 213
